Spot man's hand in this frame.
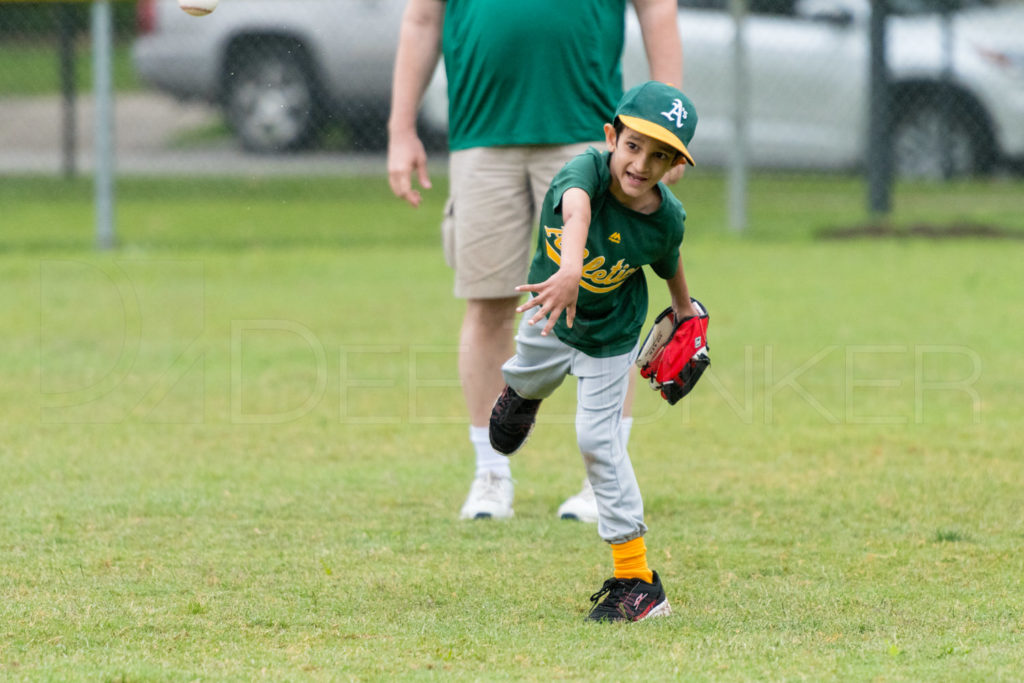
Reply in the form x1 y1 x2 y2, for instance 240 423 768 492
662 164 685 185
386 0 443 207
387 130 432 207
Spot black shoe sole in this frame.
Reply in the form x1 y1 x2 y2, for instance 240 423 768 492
488 387 541 455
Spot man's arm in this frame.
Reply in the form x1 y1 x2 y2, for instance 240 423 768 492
387 0 445 207
633 0 683 87
516 188 592 336
634 0 685 183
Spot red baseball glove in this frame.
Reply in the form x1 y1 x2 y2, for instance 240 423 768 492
636 299 710 405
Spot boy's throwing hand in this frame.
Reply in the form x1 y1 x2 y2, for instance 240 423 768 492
514 186 592 337
515 267 581 337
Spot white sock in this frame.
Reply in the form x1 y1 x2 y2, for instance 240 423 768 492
620 416 634 447
470 425 511 478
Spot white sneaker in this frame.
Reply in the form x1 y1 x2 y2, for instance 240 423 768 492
557 478 598 523
459 471 514 520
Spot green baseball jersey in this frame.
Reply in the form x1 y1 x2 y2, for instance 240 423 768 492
441 0 627 151
528 148 686 357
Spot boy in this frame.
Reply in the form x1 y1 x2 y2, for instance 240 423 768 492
488 81 699 622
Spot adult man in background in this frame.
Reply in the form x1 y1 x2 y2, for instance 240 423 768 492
387 0 683 521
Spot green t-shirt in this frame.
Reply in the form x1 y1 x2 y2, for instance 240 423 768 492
441 0 627 150
528 148 686 357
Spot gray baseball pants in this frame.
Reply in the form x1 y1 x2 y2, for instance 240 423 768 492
501 307 647 544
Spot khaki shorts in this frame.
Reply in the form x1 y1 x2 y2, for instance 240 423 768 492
443 142 601 299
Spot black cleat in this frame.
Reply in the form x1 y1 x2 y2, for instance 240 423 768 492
488 385 542 455
586 571 671 622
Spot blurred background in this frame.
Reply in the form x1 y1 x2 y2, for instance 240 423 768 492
1 0 1022 203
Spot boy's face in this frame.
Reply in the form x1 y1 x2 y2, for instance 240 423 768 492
604 123 679 208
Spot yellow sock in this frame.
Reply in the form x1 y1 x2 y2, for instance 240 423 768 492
611 537 653 584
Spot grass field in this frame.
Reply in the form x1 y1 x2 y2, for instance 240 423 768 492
0 41 140 96
2 172 1023 680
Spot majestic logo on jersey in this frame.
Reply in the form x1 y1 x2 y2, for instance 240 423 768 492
543 226 638 294
608 232 621 244
661 99 688 129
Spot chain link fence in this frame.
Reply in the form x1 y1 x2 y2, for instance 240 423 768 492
1 0 1022 180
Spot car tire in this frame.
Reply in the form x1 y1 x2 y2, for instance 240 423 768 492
223 39 324 153
892 90 994 180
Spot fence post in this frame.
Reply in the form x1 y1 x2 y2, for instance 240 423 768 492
939 0 954 180
91 0 116 249
867 0 891 216
728 0 748 234
58 3 77 179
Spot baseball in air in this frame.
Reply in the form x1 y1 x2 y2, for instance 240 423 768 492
179 0 218 16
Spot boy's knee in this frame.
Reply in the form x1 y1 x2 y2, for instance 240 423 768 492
576 424 616 459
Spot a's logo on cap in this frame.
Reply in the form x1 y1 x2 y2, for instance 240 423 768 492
661 99 688 129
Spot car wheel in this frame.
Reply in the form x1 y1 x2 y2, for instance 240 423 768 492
892 93 991 179
224 40 323 153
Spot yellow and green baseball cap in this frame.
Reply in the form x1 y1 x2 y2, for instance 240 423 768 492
615 81 698 166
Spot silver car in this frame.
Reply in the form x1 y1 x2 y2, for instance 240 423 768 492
132 0 409 152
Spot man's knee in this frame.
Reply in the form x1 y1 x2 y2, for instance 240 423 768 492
465 297 519 331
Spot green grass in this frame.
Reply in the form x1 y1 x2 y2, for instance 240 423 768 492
2 173 1023 680
0 41 140 95
2 171 1023 251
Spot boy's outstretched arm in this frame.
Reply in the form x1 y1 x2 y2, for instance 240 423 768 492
516 188 591 336
666 254 700 319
